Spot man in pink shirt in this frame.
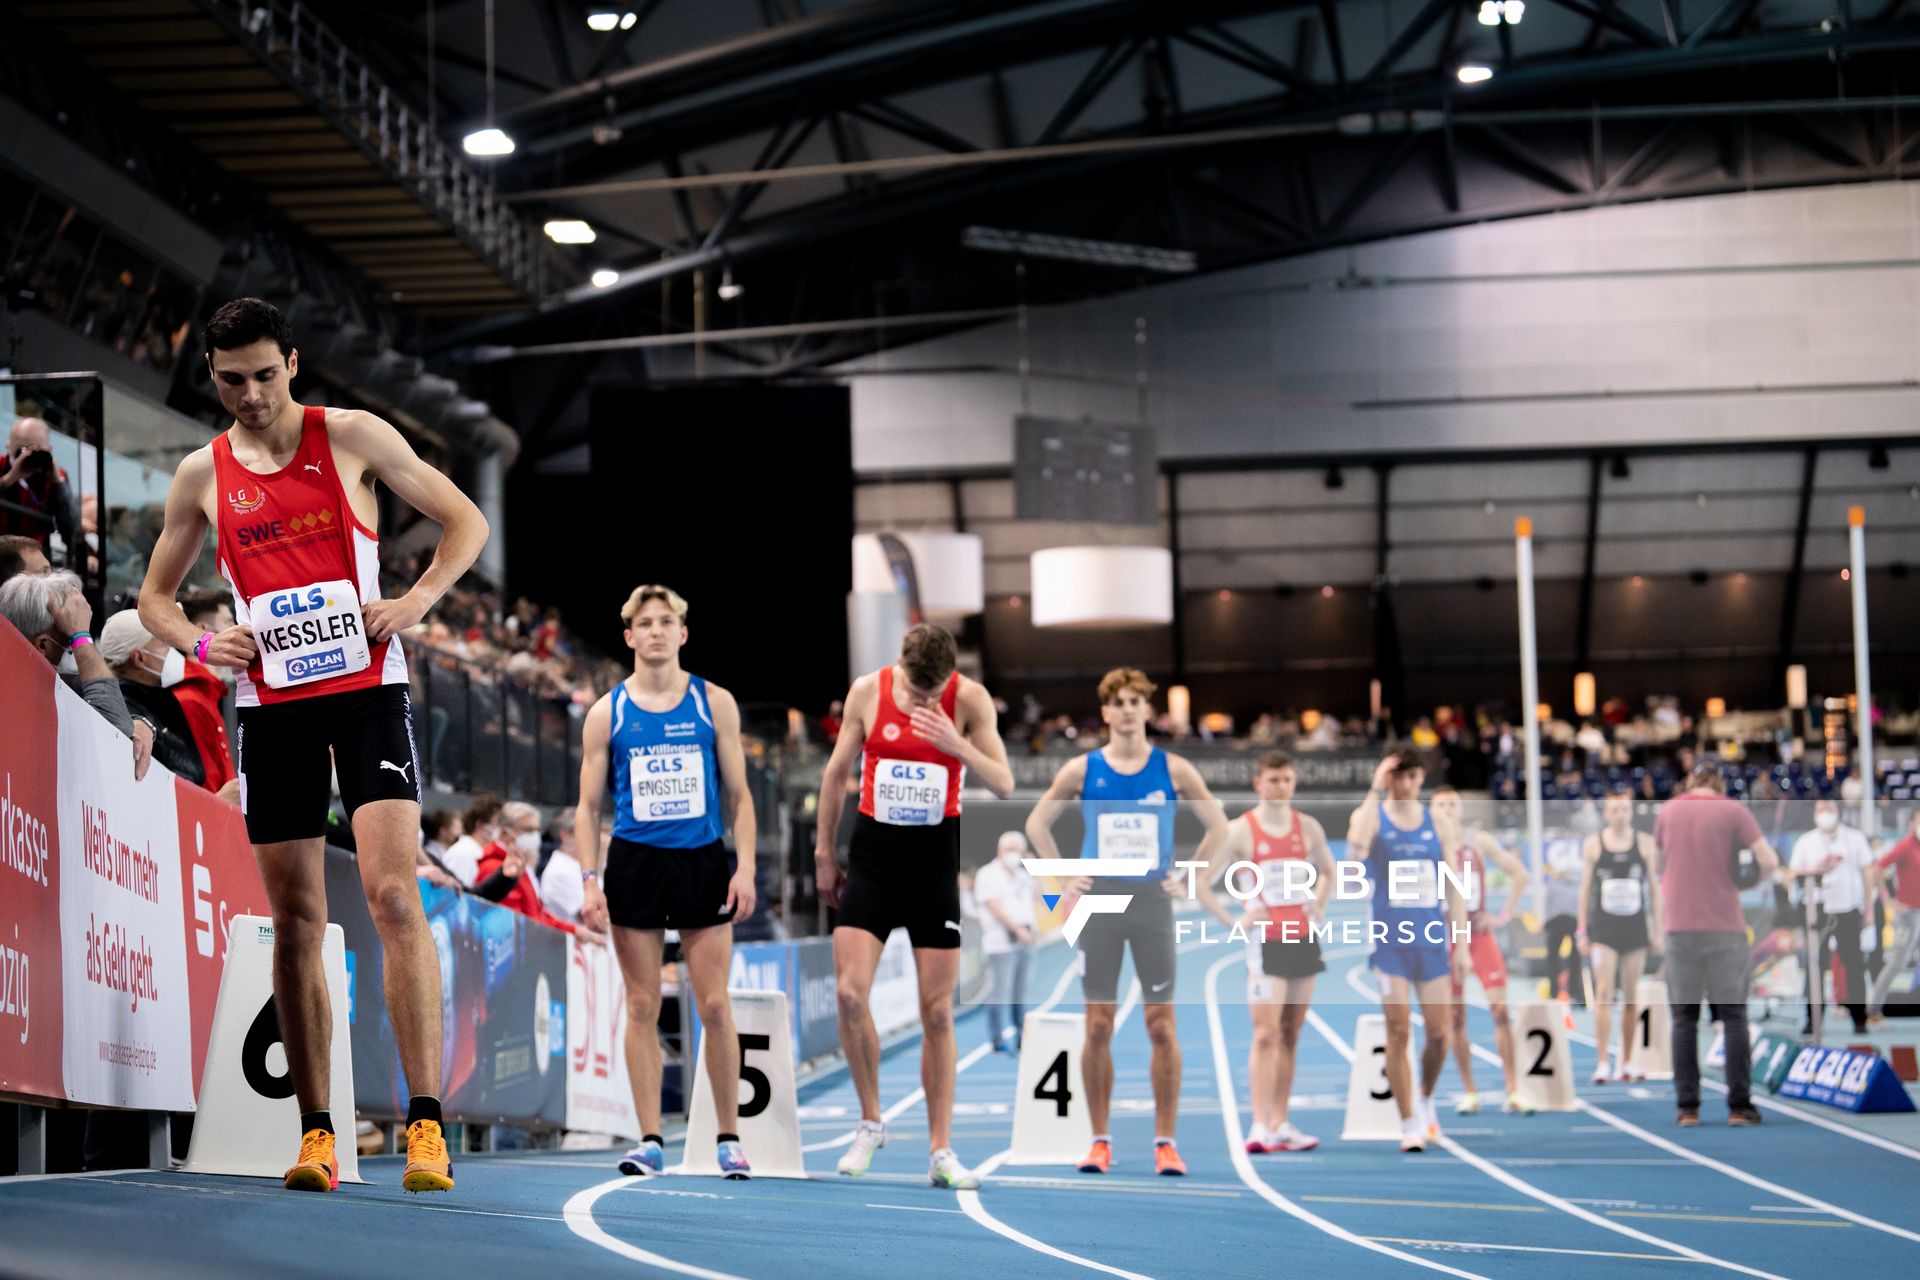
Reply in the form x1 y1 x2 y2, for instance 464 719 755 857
1868 809 1920 1018
1651 762 1778 1128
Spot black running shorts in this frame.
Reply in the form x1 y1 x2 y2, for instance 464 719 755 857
235 685 420 844
1078 881 1178 1004
603 837 737 932
835 813 963 950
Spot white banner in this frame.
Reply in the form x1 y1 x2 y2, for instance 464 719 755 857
565 935 642 1141
58 685 192 1109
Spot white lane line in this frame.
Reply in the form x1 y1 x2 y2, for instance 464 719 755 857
1204 952 1493 1280
955 1149 1156 1280
1367 1237 1707 1262
1328 960 1788 1280
1574 1099 1920 1246
865 1202 966 1214
802 948 1083 1153
565 1177 753 1280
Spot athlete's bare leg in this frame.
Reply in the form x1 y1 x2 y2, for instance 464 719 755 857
833 927 886 1124
1145 1004 1180 1140
1083 1001 1118 1134
1414 974 1453 1097
353 798 442 1098
1378 971 1418 1120
1487 989 1517 1093
914 946 961 1151
1591 944 1621 1072
1450 1000 1479 1094
1274 980 1313 1128
256 837 332 1111
612 927 666 1135
1248 997 1282 1129
680 922 739 1132
1616 948 1648 1071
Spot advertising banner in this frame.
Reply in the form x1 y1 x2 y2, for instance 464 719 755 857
565 933 641 1140
0 628 61 1100
326 854 567 1126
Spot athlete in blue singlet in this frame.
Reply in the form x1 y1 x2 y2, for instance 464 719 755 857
1025 668 1230 1177
1346 749 1470 1152
576 585 758 1180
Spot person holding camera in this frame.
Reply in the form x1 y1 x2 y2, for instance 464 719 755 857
1 418 80 553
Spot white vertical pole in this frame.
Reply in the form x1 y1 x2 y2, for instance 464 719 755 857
1849 506 1876 836
1516 518 1546 922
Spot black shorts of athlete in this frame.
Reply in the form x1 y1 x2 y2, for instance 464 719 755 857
235 684 419 844
1252 936 1326 981
1079 880 1178 1005
603 837 737 932
835 813 963 950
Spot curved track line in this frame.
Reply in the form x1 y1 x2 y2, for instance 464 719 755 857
1330 960 1787 1279
1203 953 1494 1280
565 1177 754 1280
955 1150 1156 1280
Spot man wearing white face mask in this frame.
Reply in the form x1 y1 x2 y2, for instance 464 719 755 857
99 609 240 802
972 832 1038 1053
473 801 577 934
1787 798 1874 1035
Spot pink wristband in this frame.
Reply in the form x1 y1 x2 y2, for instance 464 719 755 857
195 632 211 662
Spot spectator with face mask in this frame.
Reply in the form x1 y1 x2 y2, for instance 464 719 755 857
473 801 575 932
538 811 587 926
440 793 502 888
98 609 239 802
1787 798 1874 1035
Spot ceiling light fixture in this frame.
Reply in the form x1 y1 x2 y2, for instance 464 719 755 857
717 266 743 301
1457 64 1494 84
461 0 514 158
587 11 620 30
620 10 638 29
544 219 596 244
591 268 619 288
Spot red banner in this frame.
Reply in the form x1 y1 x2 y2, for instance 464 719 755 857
0 623 63 1100
174 779 269 1096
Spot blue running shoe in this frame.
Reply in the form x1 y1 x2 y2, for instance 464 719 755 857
717 1140 752 1180
618 1140 665 1177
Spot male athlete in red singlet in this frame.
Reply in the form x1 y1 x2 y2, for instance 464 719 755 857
1429 787 1534 1115
1198 752 1336 1153
137 299 488 1194
813 625 1013 1188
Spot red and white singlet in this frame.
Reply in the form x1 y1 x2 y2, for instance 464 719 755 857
857 667 964 826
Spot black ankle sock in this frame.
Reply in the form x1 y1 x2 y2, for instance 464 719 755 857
716 1132 739 1144
643 1133 664 1147
406 1095 442 1126
300 1111 333 1137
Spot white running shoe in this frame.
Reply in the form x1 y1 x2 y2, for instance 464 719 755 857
837 1120 886 1177
1455 1091 1481 1116
1419 1095 1442 1141
1620 1062 1647 1083
1269 1122 1319 1152
929 1148 980 1189
1502 1092 1537 1116
1399 1115 1428 1153
1244 1124 1273 1154
1591 1063 1613 1086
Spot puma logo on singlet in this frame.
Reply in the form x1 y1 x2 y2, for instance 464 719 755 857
380 759 413 782
304 463 323 476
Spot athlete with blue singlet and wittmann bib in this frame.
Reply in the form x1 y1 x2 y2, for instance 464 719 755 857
1346 749 1471 1152
1025 668 1230 1177
576 585 759 1179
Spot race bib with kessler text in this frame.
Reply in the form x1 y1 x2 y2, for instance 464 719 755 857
629 743 709 822
249 578 371 689
872 759 949 826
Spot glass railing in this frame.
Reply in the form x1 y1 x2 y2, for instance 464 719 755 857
405 638 584 809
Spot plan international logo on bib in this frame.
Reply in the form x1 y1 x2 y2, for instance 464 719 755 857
286 648 347 681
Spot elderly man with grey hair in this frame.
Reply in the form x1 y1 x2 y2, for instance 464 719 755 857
0 569 151 777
